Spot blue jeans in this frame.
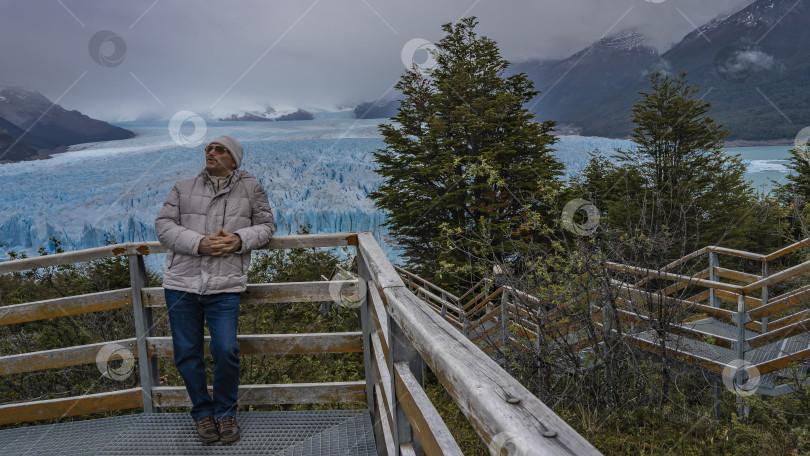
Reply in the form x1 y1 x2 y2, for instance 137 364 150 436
165 289 241 420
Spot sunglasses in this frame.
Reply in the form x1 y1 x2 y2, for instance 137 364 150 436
205 144 229 153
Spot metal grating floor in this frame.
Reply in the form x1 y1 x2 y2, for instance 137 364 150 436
0 410 377 456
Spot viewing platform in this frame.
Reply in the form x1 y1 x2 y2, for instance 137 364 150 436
0 233 600 455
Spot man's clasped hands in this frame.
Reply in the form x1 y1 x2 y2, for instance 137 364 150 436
198 229 242 256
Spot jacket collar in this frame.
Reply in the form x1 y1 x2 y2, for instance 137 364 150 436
199 169 246 194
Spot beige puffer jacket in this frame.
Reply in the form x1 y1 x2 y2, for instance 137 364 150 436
155 169 276 294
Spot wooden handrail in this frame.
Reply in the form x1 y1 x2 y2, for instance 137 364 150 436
394 265 460 302
743 259 810 293
457 278 491 302
605 262 745 293
357 233 600 454
765 237 810 261
0 233 360 275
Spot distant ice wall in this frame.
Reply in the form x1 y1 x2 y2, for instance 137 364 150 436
0 115 641 268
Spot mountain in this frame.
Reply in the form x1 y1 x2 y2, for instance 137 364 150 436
511 31 659 130
276 109 314 121
219 112 273 122
353 99 399 119
0 84 134 163
532 0 809 140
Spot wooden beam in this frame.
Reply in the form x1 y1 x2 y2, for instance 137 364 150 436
714 289 761 308
146 333 362 358
241 280 360 306
714 267 760 284
743 259 810 293
466 305 502 334
765 237 810 261
457 278 490 302
0 233 359 276
461 289 490 313
605 262 744 293
141 281 358 307
612 283 736 322
151 382 366 407
611 308 735 350
394 361 464 456
756 348 810 375
0 243 161 274
260 232 359 249
597 325 727 375
357 232 404 290
372 331 392 397
768 309 810 331
374 382 397 456
369 281 390 349
708 246 766 261
749 286 810 320
0 289 131 326
660 246 711 272
0 338 138 376
0 388 142 425
747 319 810 349
470 322 504 345
395 265 460 302
464 289 503 318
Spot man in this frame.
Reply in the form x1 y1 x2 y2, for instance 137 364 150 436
155 135 275 443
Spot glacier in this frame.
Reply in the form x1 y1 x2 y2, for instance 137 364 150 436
0 110 791 270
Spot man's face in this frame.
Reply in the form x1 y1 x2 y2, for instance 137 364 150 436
205 143 236 177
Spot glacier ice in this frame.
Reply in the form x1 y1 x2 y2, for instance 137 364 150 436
0 111 790 271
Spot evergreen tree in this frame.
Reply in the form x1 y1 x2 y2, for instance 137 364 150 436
369 17 563 286
772 141 810 242
775 142 810 206
588 72 754 262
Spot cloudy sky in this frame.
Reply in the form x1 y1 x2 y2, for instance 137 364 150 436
0 0 754 121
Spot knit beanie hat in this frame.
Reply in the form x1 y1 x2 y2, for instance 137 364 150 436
208 135 243 169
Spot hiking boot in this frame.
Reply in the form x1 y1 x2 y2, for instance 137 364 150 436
218 415 241 443
195 415 220 443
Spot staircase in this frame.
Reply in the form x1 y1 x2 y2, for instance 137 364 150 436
396 237 810 398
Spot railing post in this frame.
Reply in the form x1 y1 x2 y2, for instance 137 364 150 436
761 261 769 333
440 290 447 318
357 254 377 429
388 313 425 456
129 254 160 413
735 292 749 418
500 290 510 356
709 252 719 308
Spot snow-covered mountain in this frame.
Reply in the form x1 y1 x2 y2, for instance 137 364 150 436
550 0 810 140
510 31 659 128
